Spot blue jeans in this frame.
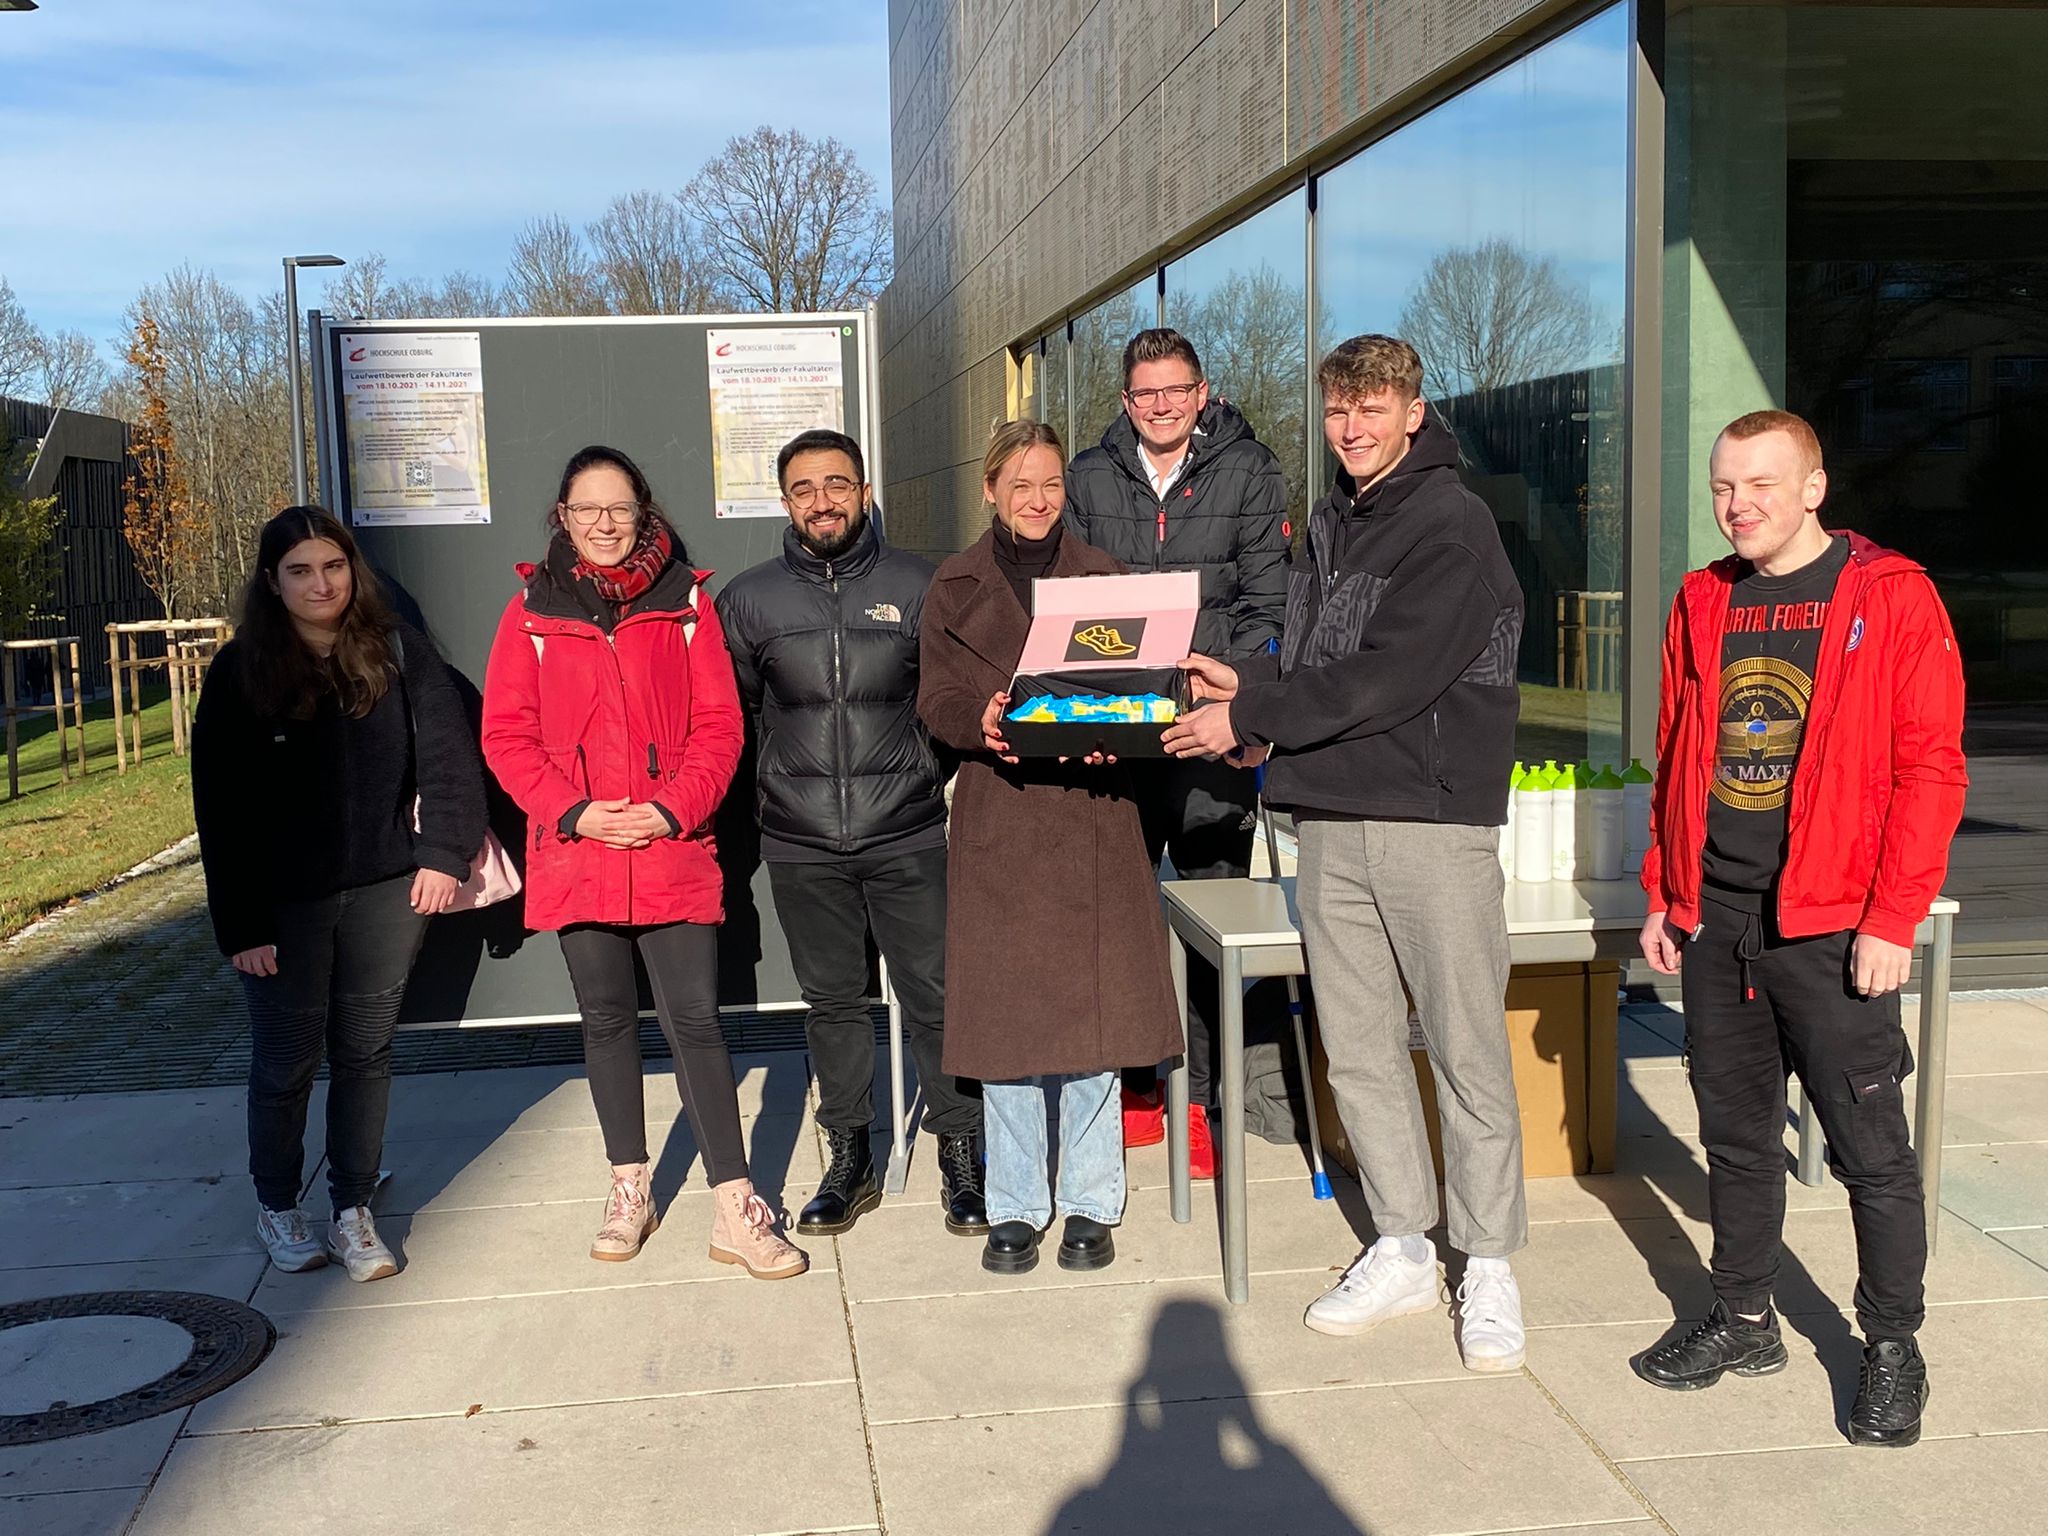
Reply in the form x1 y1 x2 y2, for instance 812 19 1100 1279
982 1071 1125 1228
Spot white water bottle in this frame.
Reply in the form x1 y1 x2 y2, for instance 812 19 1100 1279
1500 763 1521 879
1588 764 1625 880
1622 758 1654 874
1550 761 1579 881
1513 762 1553 883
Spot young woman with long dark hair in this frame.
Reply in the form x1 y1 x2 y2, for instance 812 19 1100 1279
480 445 805 1278
193 507 487 1280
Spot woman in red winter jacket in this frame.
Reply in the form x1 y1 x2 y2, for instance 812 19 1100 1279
481 445 804 1279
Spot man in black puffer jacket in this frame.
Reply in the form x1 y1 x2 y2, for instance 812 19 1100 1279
719 429 984 1241
1064 327 1288 1172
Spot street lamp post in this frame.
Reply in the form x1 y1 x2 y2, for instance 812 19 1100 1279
283 254 345 505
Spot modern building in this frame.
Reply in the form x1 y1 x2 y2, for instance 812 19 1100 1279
878 0 2048 975
2 396 154 697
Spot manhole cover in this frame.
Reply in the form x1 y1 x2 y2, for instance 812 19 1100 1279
0 1291 274 1446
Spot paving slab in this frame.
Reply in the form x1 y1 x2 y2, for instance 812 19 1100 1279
1990 1227 2048 1269
185 1274 856 1432
1939 1070 2048 1145
365 1109 821 1216
245 1190 837 1314
870 1376 1644 1536
1939 997 2048 1076
1530 1298 2048 1460
1937 1141 2048 1231
0 1178 262 1270
1618 1015 1685 1067
0 1089 285 1189
0 1409 185 1499
1516 1206 2048 1329
0 1253 265 1308
1624 1428 2048 1535
135 1383 875 1536
0 1489 147 1536
854 1275 1469 1424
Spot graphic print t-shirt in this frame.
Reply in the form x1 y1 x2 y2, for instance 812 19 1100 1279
1701 535 1851 902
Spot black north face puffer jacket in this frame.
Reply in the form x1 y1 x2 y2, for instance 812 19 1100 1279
1063 398 1289 662
718 516 947 858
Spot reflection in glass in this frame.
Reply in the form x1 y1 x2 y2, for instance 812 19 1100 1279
1164 189 1310 523
1069 281 1157 458
1039 325 1070 449
1314 4 1629 768
1666 2 2048 954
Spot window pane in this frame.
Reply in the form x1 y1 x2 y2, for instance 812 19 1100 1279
1164 189 1309 525
1040 326 1070 450
1313 5 1629 770
1069 280 1155 459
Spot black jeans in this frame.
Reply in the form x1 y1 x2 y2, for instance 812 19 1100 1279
241 873 427 1214
1128 755 1256 1107
559 920 750 1186
768 843 979 1137
1681 894 1927 1339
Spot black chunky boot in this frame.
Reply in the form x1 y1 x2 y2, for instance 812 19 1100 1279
1849 1337 1929 1448
797 1126 881 1235
1635 1300 1789 1391
982 1220 1041 1274
937 1133 988 1236
1057 1214 1115 1272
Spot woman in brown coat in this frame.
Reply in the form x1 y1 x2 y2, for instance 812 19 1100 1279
918 420 1183 1276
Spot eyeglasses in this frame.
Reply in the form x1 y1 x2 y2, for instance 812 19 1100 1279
561 501 640 527
784 475 862 510
1125 383 1201 409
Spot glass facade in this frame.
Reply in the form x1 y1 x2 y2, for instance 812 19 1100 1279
1164 188 1310 525
1662 1 2048 951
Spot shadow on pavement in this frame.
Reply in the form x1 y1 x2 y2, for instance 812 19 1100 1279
1043 1297 1370 1535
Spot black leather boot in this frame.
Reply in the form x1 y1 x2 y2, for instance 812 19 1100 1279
1635 1300 1789 1390
797 1126 881 1235
937 1133 988 1236
1057 1214 1115 1272
1849 1337 1929 1448
982 1219 1041 1274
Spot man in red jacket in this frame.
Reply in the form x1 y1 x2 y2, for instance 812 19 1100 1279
1634 409 1966 1449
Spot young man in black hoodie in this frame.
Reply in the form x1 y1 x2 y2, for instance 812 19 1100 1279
1064 327 1289 1175
1164 334 1529 1372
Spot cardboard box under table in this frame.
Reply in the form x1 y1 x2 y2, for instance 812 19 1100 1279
1002 570 1198 759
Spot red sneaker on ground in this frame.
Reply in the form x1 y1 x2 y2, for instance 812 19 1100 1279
1188 1105 1215 1181
1121 1086 1165 1147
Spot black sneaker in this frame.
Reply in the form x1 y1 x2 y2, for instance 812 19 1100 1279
1635 1300 1789 1391
1849 1337 1929 1448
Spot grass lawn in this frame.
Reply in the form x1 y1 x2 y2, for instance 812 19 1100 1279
1 688 196 938
1516 681 1626 770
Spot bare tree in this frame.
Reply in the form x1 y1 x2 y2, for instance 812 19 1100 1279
1397 238 1597 396
680 127 891 312
0 277 42 399
321 253 391 321
326 254 506 320
1178 265 1309 515
1068 295 1154 451
506 216 608 317
34 330 112 411
587 191 716 315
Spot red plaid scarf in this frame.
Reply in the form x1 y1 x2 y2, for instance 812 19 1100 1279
570 517 672 606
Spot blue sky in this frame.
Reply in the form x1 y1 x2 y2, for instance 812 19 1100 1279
0 0 891 351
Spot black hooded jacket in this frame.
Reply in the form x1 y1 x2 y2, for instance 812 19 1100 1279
718 515 947 860
1231 407 1522 827
1063 398 1288 662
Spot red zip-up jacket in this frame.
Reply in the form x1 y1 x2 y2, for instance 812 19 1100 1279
1642 530 1967 949
480 554 742 932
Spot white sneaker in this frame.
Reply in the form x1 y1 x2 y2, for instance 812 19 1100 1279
256 1204 328 1273
1455 1264 1527 1372
1305 1236 1444 1337
326 1205 399 1282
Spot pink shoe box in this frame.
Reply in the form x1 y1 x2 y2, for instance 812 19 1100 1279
1003 570 1202 758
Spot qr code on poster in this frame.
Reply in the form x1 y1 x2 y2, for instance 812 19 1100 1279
403 460 434 489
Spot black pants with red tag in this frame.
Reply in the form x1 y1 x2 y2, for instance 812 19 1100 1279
1680 893 1926 1339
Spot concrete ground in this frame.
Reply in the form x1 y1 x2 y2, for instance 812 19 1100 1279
4 996 2047 1536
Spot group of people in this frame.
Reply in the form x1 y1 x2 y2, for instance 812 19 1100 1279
192 323 1965 1451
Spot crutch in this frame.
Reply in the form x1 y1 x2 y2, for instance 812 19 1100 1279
1251 640 1333 1201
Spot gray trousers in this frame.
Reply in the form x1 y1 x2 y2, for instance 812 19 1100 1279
1296 816 1528 1257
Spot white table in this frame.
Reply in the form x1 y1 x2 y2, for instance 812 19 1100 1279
1157 876 1960 1304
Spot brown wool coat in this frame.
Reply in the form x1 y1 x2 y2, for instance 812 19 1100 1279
919 526 1185 1083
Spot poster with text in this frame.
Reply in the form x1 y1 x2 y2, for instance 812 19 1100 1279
707 326 846 517
339 331 492 526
